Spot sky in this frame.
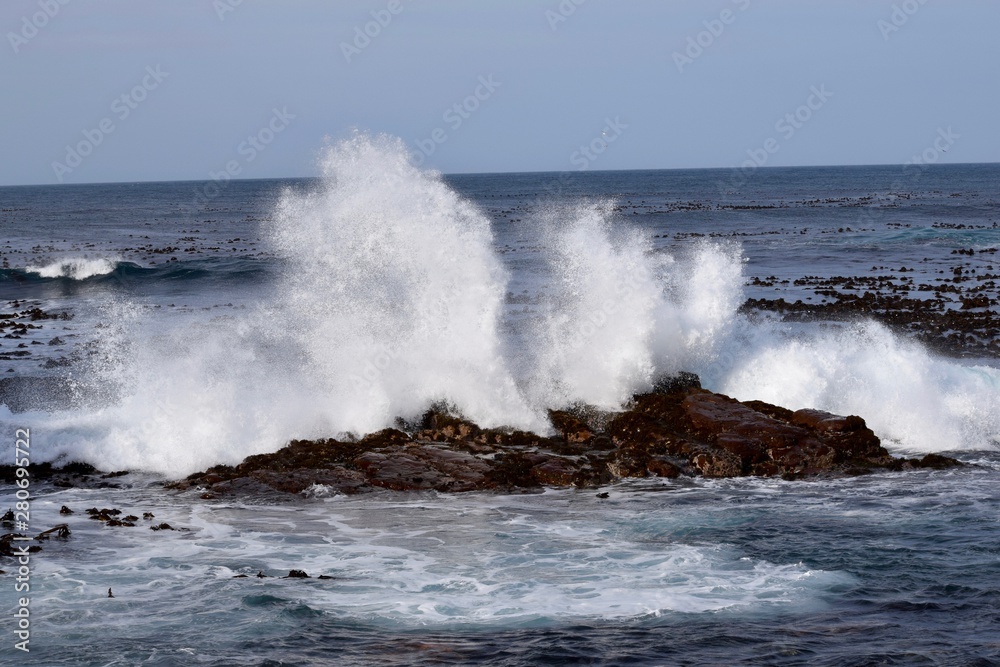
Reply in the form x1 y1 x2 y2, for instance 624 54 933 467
1 0 998 186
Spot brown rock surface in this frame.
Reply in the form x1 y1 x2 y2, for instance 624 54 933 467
168 375 964 497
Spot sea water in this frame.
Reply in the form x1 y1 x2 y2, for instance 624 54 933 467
1 135 998 665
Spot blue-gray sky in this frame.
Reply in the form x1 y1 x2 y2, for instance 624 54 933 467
1 0 997 186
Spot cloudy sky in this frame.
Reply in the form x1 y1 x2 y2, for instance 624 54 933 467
1 0 997 186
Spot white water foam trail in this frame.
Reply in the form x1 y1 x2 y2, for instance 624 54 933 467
25 257 119 279
11 487 849 631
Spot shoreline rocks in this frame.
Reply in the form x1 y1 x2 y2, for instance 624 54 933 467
170 375 963 497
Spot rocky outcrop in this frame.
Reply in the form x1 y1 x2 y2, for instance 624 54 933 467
171 375 963 497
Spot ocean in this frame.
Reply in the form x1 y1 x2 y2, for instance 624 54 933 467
1 135 999 665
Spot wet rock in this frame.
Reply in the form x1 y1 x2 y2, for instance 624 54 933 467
691 449 743 477
354 445 491 492
284 570 309 578
651 371 701 394
35 524 70 539
529 456 579 486
913 453 965 469
415 412 481 443
548 410 594 445
0 460 101 487
87 508 125 523
1 534 42 556
646 456 682 479
176 374 965 496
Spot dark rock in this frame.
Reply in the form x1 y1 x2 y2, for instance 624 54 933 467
1 534 42 556
647 456 682 478
59 505 73 515
651 371 701 395
530 456 578 486
913 453 964 469
175 377 966 496
35 524 70 539
548 410 594 445
284 570 310 578
354 445 491 492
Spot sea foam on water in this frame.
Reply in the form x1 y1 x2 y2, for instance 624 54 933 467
7 133 998 477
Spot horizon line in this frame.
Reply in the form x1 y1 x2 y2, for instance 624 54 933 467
2 160 998 189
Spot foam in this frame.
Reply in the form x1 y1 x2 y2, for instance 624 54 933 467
25 257 119 280
715 319 1000 452
5 133 997 478
11 486 848 629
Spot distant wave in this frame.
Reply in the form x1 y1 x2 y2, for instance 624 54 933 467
1 258 270 287
25 257 119 280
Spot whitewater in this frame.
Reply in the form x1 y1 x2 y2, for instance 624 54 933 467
1 136 999 666
2 135 997 478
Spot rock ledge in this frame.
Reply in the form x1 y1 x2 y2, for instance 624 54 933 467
171 376 963 496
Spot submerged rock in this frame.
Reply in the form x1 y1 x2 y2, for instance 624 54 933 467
173 376 964 497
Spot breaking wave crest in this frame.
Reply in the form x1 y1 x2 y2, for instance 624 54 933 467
25 257 119 280
8 134 998 476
